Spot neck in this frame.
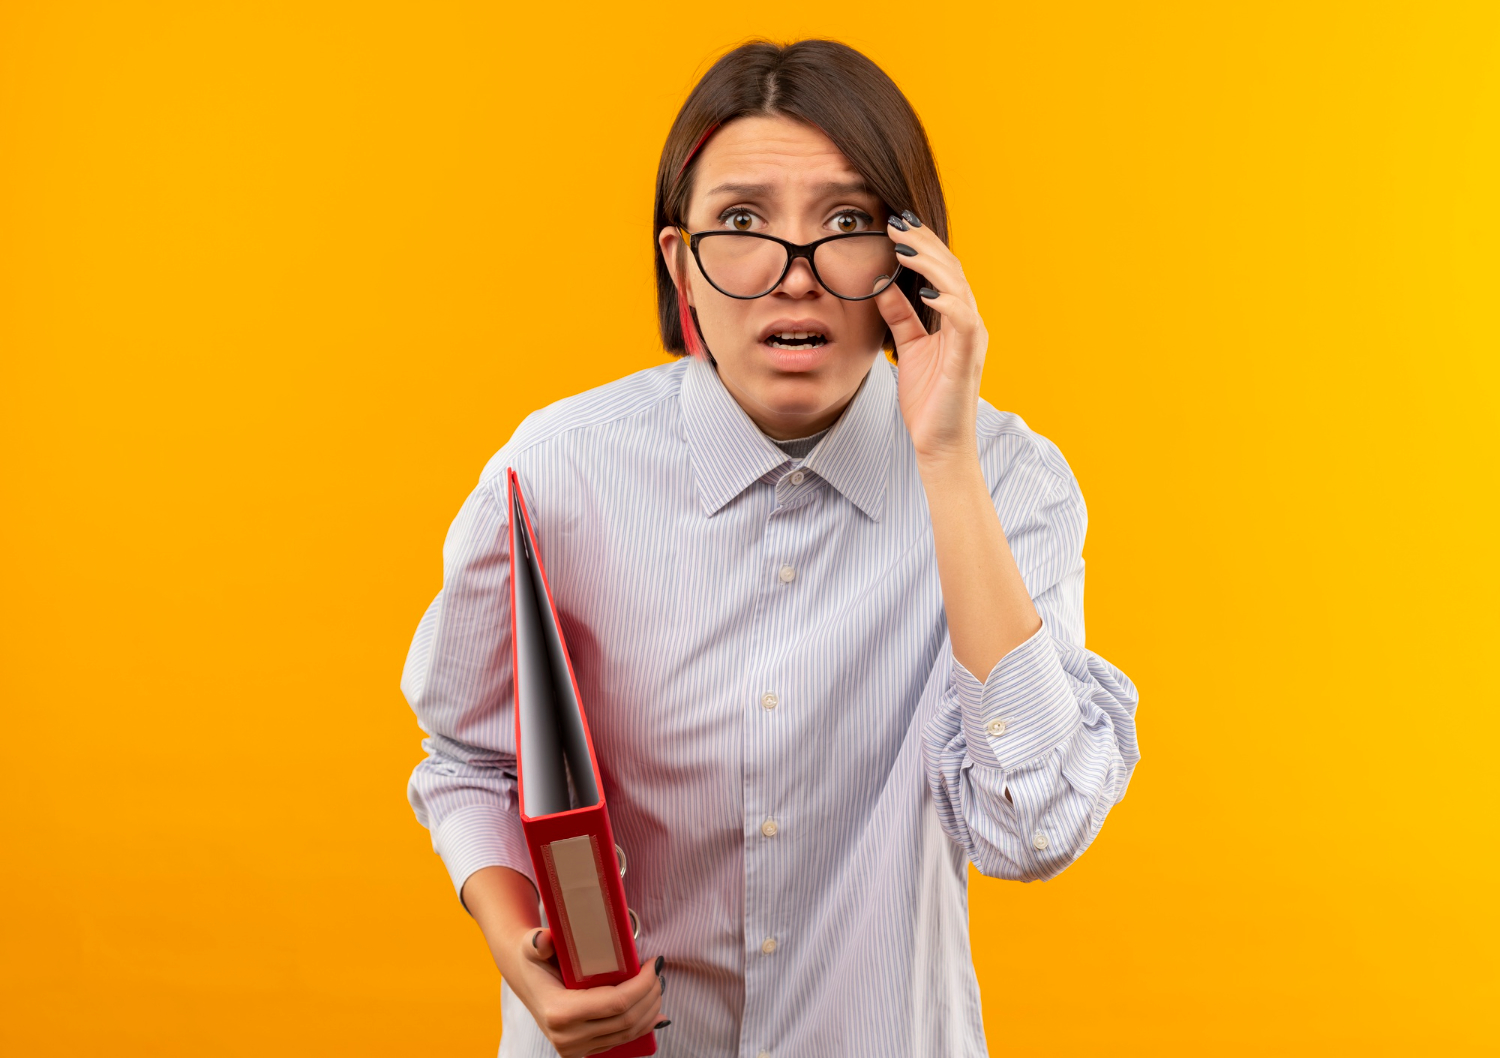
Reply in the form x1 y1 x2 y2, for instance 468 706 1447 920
749 404 848 441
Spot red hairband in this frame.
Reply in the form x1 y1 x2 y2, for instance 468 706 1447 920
675 121 721 182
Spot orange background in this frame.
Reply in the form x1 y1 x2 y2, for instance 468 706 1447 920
2 2 1496 1054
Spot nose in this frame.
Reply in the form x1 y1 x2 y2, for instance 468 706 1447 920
775 255 822 298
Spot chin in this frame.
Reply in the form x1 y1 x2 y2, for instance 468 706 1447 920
747 370 856 424
713 336 879 429
764 376 836 407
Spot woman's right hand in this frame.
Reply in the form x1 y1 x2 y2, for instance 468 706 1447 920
504 926 666 1058
461 866 667 1056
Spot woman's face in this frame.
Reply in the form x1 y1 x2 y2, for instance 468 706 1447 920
658 115 891 440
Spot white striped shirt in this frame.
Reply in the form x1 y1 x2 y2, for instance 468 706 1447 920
402 355 1140 1058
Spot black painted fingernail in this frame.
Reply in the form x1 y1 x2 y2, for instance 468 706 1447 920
531 930 542 950
901 210 923 228
659 973 667 996
655 1020 672 1029
654 954 665 976
893 243 917 257
919 286 939 299
887 214 908 231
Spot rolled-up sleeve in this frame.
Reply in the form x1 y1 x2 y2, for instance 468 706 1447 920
922 440 1140 881
402 469 536 909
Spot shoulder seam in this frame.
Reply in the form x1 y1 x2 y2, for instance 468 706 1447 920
478 370 685 488
978 409 1076 498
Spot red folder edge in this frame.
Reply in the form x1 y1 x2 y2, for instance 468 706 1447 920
507 469 656 1057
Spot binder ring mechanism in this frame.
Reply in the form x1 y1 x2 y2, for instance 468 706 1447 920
617 845 641 941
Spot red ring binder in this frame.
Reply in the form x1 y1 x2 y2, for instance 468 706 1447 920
508 469 657 1057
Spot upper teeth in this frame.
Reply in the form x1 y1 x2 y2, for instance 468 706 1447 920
775 331 821 340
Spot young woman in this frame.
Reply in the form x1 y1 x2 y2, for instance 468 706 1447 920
403 39 1139 1058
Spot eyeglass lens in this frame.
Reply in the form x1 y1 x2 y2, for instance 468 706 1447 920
697 235 899 299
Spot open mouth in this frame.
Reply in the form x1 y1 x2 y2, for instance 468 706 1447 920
765 330 828 350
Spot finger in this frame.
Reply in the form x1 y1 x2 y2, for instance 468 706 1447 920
606 954 665 1010
915 285 984 336
886 214 976 309
580 990 665 1056
603 962 665 1026
874 279 928 350
599 984 664 1044
561 975 664 1056
524 927 557 963
888 210 966 283
558 954 663 1025
579 974 660 1034
521 928 564 986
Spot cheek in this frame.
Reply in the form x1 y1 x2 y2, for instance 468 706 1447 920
846 300 889 344
688 281 756 348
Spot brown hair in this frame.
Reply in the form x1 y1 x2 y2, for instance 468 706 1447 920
654 39 949 356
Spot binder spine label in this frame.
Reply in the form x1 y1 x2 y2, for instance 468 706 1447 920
542 834 625 978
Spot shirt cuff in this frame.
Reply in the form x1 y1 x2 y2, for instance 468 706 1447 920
432 801 537 911
951 622 1082 770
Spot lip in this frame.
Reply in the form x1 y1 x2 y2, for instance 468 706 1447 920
759 318 834 344
758 317 835 373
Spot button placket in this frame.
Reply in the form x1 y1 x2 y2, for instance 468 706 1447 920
745 492 807 1004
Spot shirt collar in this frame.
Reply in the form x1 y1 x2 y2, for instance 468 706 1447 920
801 359 896 521
679 354 896 521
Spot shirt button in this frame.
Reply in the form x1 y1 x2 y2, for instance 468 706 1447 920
1032 832 1050 851
778 564 796 583
790 470 805 485
761 691 778 710
986 718 1007 737
761 818 779 837
761 936 778 954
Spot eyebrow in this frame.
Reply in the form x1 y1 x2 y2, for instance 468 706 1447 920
703 180 873 198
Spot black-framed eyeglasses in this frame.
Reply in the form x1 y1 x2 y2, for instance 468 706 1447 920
678 227 903 301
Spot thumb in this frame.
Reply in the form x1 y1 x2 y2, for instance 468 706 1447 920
525 927 558 964
875 281 928 355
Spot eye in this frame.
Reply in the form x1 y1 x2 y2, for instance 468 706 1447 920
727 210 755 231
831 210 872 234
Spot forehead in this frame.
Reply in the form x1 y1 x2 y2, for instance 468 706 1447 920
690 115 868 202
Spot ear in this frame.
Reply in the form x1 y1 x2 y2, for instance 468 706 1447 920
657 226 694 308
